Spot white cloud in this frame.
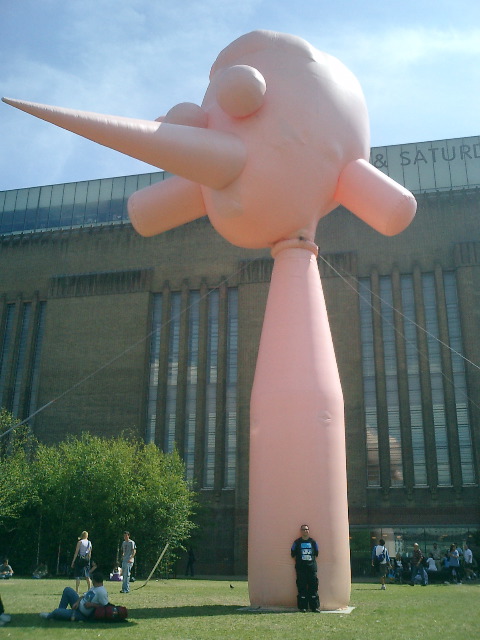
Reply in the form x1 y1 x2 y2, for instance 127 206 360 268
1 2 479 190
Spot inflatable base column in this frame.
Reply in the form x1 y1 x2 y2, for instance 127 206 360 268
248 239 351 611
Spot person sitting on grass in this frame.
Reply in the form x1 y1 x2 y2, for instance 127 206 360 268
39 570 108 622
110 564 122 581
0 559 13 580
33 562 48 579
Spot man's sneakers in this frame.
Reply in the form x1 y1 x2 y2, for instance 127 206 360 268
119 590 129 594
0 613 12 626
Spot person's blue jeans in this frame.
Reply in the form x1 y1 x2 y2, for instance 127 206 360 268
121 560 133 592
47 587 86 621
411 564 426 585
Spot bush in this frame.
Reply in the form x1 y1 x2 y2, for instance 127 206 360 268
0 418 197 576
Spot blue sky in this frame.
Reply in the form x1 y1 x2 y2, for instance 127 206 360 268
1 0 479 191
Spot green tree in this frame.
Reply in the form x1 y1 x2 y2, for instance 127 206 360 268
0 426 197 576
0 409 38 529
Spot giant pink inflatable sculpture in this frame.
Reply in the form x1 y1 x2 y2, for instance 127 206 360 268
3 30 416 610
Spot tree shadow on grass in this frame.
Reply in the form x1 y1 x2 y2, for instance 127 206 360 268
5 613 138 628
6 605 293 627
130 605 245 619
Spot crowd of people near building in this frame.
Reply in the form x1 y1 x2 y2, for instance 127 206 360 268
1 527 477 626
372 540 477 588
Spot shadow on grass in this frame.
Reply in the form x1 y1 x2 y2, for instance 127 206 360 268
354 581 474 590
7 605 247 627
130 605 247 619
5 613 138 628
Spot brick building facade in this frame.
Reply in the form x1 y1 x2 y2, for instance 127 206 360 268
1 137 480 572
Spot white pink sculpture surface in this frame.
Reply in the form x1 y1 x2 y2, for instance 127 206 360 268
3 29 416 610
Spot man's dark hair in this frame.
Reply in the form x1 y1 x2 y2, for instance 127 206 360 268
379 538 385 545
90 570 104 584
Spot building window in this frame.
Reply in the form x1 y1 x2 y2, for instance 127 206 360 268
224 288 238 489
443 272 475 485
0 300 47 422
400 275 427 486
422 273 451 486
359 280 380 487
360 270 475 490
165 292 181 453
0 172 167 235
203 289 219 489
379 277 404 486
0 304 16 407
11 303 32 417
146 287 237 488
146 295 162 444
185 291 200 483
27 302 47 423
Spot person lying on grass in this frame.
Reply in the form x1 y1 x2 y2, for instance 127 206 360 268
40 570 108 622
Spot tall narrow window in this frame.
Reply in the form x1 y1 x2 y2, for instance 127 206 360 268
185 291 200 482
165 292 181 453
145 286 237 488
204 289 219 488
444 272 475 485
146 295 162 444
11 303 32 416
28 302 47 422
400 275 427 485
379 277 403 486
422 273 451 486
359 279 380 486
0 304 16 407
224 288 238 489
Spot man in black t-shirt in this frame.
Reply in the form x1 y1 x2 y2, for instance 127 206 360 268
290 524 320 612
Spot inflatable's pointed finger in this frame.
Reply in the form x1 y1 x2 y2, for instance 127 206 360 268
2 97 246 190
334 159 417 236
128 176 206 237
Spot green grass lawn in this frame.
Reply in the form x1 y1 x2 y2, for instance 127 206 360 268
1 576 479 639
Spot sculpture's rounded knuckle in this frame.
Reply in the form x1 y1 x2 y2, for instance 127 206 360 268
163 102 208 128
216 65 266 118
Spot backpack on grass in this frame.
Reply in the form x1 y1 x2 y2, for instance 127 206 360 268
93 604 128 622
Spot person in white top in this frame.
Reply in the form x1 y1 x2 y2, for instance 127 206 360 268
71 531 92 593
463 544 475 580
40 570 108 622
371 538 390 590
0 559 13 579
120 531 136 594
426 554 437 572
